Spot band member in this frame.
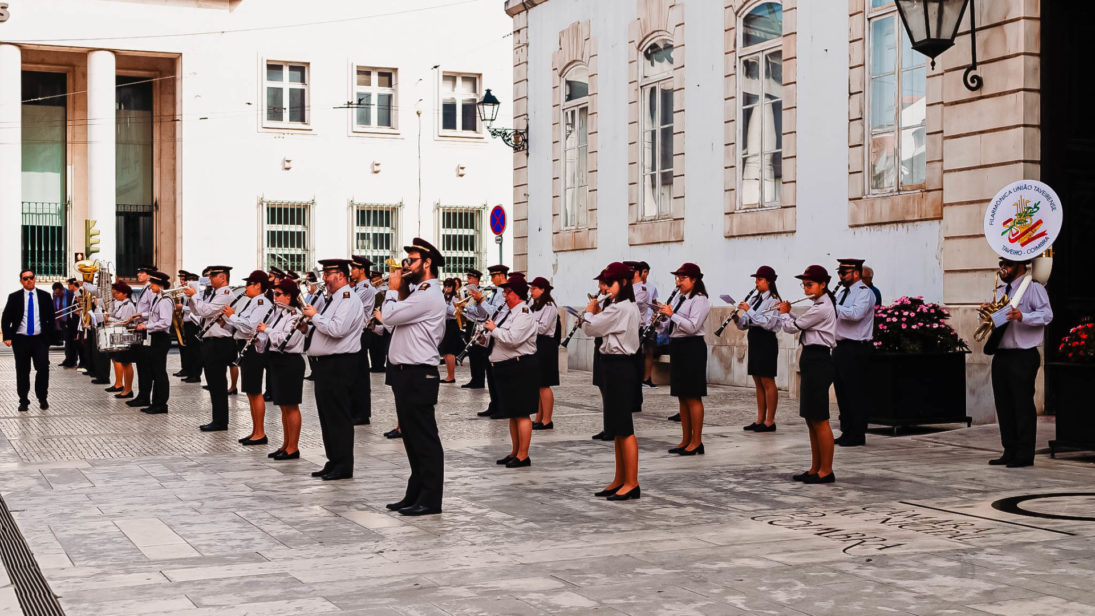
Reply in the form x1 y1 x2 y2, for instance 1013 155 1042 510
178 271 204 383
483 275 540 468
735 266 782 432
350 255 375 425
227 270 276 443
460 268 487 389
3 269 57 412
440 278 464 383
583 262 642 500
259 279 308 460
173 269 191 378
624 262 647 414
366 269 389 373
127 265 157 409
134 271 174 414
469 265 509 418
305 259 366 481
659 263 711 456
832 258 875 447
590 275 614 441
985 258 1052 468
778 265 837 484
303 270 323 380
268 267 286 287
378 238 447 516
184 265 239 431
529 277 560 430
54 281 78 368
638 262 659 387
105 282 137 398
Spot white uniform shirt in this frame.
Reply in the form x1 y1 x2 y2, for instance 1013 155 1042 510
467 286 505 321
109 298 136 324
532 301 559 336
583 300 641 355
635 282 652 323
662 292 710 338
307 283 365 356
485 304 537 362
145 292 174 333
265 307 306 354
835 280 875 341
995 279 1053 350
353 279 377 316
736 290 781 332
779 294 837 348
134 284 154 321
228 294 277 352
382 279 446 366
191 285 244 338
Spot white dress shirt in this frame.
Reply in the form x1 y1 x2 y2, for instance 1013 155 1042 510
996 279 1053 350
779 294 837 348
17 289 42 336
736 290 781 332
835 280 875 341
382 279 446 366
307 283 365 356
583 300 640 355
485 304 537 362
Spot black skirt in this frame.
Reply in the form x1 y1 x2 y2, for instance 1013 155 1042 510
535 334 560 387
592 337 603 387
267 352 305 406
799 345 834 420
747 327 778 378
239 349 265 395
669 336 707 398
440 319 464 356
600 354 640 437
110 349 135 365
493 354 540 418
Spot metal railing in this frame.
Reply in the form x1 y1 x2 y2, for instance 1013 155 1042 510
21 201 67 279
262 198 313 272
350 201 401 267
437 203 486 277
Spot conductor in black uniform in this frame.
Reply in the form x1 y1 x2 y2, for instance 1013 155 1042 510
377 238 447 516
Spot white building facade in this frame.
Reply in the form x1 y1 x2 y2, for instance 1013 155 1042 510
0 0 514 281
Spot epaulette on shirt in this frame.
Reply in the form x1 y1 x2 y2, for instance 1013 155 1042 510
223 288 230 295
343 291 351 298
257 299 264 305
522 306 529 313
419 283 431 291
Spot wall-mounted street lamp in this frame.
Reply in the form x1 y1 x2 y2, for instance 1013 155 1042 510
894 0 982 91
477 89 528 152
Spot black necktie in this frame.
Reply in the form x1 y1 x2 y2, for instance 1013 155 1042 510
486 309 511 355
751 294 762 310
1005 283 1013 298
839 287 849 305
668 295 687 334
303 295 335 351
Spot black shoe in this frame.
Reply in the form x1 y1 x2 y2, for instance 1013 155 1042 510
592 431 612 441
476 409 494 417
496 455 514 465
988 455 1012 466
743 422 760 431
353 418 371 426
321 471 352 481
18 403 28 412
272 450 299 460
607 486 640 501
199 423 228 432
489 413 505 420
126 399 150 407
1006 459 1034 468
202 385 210 390
240 436 268 446
172 370 187 377
59 362 76 367
268 449 285 458
441 378 455 384
532 421 553 430
39 401 49 410
668 446 683 454
754 423 777 433
226 389 238 396
384 428 403 439
104 386 123 392
141 405 168 414
792 471 816 482
311 466 333 478
678 444 705 456
461 382 484 389
304 374 316 381
182 377 202 383
263 393 272 401
642 379 656 388
532 421 543 429
114 392 134 399
398 504 441 516
668 413 681 422
505 457 531 468
386 500 411 511
594 485 622 497
836 436 865 447
804 472 835 484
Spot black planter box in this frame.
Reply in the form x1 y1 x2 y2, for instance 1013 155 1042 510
1047 362 1095 457
867 351 971 434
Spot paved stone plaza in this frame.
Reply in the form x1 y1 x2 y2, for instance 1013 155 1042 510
0 349 1092 615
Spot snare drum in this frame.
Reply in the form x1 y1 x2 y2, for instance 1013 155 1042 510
97 325 133 352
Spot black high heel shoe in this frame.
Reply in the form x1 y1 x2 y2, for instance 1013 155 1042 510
792 471 816 482
607 486 640 501
104 386 123 393
667 446 685 454
594 485 622 497
268 449 284 458
272 449 299 460
678 444 704 456
496 455 515 465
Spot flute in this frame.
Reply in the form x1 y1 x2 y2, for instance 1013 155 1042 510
714 288 757 337
761 296 812 313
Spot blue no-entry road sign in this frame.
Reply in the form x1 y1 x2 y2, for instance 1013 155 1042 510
490 205 506 235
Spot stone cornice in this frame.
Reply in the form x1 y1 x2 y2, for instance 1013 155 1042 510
504 0 550 17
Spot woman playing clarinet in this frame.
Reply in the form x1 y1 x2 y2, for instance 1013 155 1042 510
659 263 711 456
735 266 782 432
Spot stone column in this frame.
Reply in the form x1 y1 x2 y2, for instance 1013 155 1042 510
0 44 21 279
87 50 116 264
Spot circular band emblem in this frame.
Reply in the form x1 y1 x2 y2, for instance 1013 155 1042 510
983 180 1063 260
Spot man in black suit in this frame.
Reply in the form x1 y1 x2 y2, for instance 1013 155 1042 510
2 270 58 412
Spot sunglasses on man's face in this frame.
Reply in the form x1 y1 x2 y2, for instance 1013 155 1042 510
22 275 35 281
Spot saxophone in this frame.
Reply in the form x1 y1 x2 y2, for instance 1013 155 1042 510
974 273 1010 342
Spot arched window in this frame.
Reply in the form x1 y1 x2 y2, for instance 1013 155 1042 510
640 38 674 219
738 1 782 209
562 65 589 229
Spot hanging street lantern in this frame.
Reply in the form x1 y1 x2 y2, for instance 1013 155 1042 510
894 0 983 91
477 89 527 152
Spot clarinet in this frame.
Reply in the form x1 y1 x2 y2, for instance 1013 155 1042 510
714 288 756 337
231 304 276 366
455 306 510 364
640 287 679 341
560 293 610 348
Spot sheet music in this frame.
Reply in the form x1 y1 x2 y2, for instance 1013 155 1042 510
719 294 736 305
991 307 1011 328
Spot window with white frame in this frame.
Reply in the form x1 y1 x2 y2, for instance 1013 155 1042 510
354 67 396 130
351 201 401 265
262 199 312 272
739 1 783 209
438 204 484 276
867 0 927 193
265 62 309 126
562 64 590 229
440 73 480 134
639 40 674 220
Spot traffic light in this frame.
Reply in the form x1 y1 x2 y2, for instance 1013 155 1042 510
84 219 100 258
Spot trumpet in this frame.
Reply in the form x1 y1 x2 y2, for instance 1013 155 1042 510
714 289 757 337
161 285 191 299
560 292 611 348
452 295 473 329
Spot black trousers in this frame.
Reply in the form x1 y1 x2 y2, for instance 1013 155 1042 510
388 364 443 509
87 327 111 381
367 330 388 372
62 326 79 365
833 340 872 439
183 322 203 378
991 348 1040 461
133 343 151 401
201 337 237 425
485 359 499 414
148 332 171 406
352 332 372 422
12 334 49 404
468 343 487 385
313 353 357 475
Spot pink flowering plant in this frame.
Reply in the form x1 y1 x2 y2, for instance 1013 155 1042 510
872 296 969 353
1057 319 1094 362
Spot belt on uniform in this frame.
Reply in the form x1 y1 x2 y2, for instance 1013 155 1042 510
598 354 635 362
312 353 355 362
836 339 872 346
387 363 435 371
490 354 534 368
